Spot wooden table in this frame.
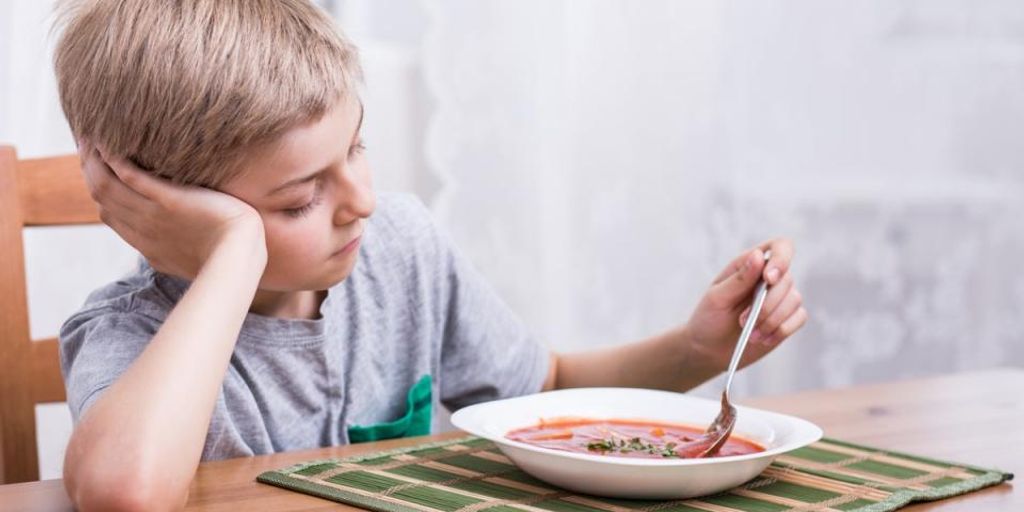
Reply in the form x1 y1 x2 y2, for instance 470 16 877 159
3 368 1019 511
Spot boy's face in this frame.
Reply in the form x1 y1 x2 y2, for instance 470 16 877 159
220 94 375 292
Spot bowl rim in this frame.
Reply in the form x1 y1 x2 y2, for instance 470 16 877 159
450 387 823 467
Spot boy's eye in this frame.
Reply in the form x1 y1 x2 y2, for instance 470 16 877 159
282 179 324 218
282 200 317 218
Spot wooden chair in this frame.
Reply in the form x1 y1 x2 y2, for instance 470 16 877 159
0 145 100 483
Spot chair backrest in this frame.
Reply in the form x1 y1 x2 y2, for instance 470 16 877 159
0 145 100 483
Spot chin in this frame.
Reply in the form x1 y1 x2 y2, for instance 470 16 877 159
309 259 360 289
261 250 362 290
315 269 355 289
259 265 356 292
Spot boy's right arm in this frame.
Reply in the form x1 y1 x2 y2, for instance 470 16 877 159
63 144 267 512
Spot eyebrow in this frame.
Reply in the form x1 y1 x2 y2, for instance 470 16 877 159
266 104 365 197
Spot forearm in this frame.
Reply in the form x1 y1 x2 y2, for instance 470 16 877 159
64 233 265 512
549 324 724 393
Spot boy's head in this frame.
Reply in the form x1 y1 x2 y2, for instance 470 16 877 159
55 0 376 292
54 0 361 188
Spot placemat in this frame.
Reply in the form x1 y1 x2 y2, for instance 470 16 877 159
257 436 1013 512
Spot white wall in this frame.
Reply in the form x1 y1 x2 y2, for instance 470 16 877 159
2 0 1022 480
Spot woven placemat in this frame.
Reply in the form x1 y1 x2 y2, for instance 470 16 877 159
257 436 1013 512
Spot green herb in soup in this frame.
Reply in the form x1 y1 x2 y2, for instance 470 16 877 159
507 418 764 459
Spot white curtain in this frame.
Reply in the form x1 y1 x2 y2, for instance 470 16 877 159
332 0 1024 397
3 0 1022 479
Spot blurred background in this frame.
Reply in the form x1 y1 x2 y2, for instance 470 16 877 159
2 0 1022 479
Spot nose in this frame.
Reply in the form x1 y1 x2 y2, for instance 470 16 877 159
332 165 376 226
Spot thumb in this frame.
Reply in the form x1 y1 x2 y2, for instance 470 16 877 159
709 249 765 308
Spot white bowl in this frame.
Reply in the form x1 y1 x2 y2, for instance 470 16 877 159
450 387 823 499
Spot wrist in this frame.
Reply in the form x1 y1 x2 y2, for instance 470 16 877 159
202 219 267 280
674 324 726 381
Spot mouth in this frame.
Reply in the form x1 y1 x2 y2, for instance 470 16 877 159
331 236 361 258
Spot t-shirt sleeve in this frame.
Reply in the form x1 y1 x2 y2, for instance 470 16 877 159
59 306 157 422
391 196 551 411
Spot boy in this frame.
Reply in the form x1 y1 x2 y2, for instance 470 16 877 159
53 1 807 511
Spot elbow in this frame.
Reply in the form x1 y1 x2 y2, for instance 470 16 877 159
71 491 160 512
66 455 189 512
69 471 189 512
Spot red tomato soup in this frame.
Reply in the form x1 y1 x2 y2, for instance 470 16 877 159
507 418 764 459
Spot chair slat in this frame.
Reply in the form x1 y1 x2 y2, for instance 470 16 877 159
0 145 42 483
31 339 67 405
17 154 100 226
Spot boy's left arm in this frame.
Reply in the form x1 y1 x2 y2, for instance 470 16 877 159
543 238 807 392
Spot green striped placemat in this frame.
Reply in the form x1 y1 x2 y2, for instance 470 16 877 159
257 436 1013 512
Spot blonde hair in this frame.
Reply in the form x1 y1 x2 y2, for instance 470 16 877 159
53 0 362 187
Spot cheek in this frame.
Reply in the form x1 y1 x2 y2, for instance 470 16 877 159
262 217 329 274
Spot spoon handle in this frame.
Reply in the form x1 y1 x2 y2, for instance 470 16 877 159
722 253 772 394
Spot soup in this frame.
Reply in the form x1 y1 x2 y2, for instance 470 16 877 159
507 418 764 459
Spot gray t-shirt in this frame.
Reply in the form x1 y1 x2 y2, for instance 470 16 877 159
59 192 550 460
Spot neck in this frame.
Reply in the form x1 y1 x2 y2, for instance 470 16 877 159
249 288 327 320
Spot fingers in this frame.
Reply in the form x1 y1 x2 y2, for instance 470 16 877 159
717 238 801 345
739 272 793 326
757 238 794 285
756 285 802 338
762 307 808 346
80 142 150 214
708 248 766 308
95 145 172 200
715 237 793 286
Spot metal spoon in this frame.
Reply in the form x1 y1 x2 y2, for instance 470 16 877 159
677 251 772 458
